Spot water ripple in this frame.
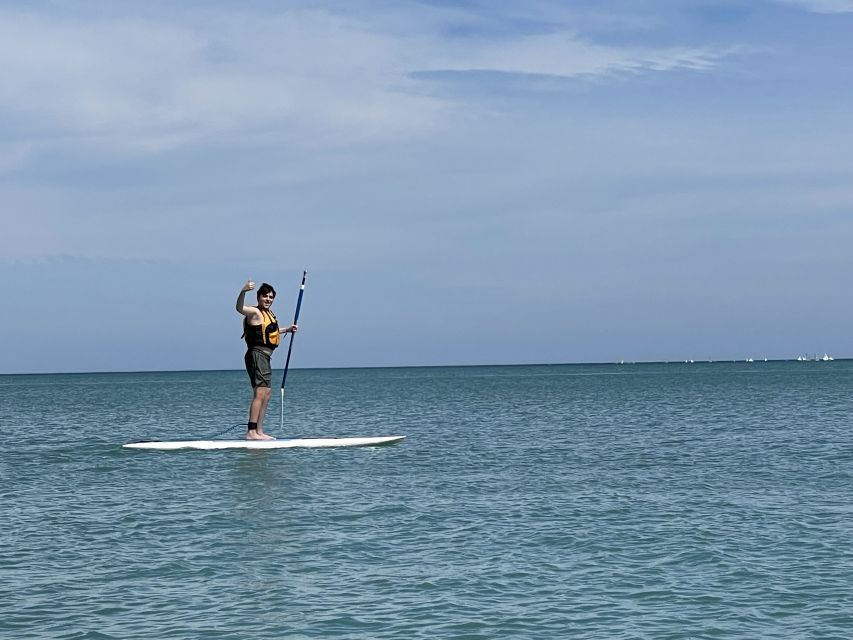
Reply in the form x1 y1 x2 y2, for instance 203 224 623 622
3 363 853 637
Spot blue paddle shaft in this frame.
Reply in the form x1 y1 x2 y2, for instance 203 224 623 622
280 271 306 391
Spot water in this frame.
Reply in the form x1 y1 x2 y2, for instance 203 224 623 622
3 362 853 639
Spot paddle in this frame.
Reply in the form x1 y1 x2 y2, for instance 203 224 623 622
280 270 307 431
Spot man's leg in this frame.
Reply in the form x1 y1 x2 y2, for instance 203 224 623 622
256 387 273 437
245 349 275 440
247 387 273 440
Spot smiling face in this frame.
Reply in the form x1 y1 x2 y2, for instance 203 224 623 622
257 291 275 310
256 283 276 310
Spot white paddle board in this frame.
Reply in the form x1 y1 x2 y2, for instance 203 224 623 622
123 435 405 450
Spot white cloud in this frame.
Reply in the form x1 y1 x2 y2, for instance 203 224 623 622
774 0 853 12
425 32 732 78
0 9 446 155
0 6 737 158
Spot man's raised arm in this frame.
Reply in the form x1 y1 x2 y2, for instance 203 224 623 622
236 280 255 316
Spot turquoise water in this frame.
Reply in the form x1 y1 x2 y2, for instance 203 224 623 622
3 362 853 639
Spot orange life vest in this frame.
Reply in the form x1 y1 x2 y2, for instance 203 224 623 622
243 308 280 350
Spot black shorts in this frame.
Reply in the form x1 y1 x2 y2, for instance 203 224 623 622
244 348 273 388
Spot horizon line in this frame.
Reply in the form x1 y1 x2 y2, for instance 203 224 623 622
1 357 848 377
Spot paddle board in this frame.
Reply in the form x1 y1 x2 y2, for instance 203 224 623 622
123 435 405 450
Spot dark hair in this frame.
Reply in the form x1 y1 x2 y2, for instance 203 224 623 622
257 282 276 298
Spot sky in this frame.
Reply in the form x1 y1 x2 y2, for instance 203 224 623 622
1 0 852 373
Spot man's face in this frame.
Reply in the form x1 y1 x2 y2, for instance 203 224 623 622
258 291 275 309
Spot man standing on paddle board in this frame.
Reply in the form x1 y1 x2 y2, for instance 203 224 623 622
236 280 297 440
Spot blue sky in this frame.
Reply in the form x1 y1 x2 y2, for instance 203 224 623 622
1 0 851 373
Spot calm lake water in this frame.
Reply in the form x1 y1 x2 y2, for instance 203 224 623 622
3 361 853 639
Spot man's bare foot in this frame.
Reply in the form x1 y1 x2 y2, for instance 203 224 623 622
257 432 276 440
247 430 268 440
